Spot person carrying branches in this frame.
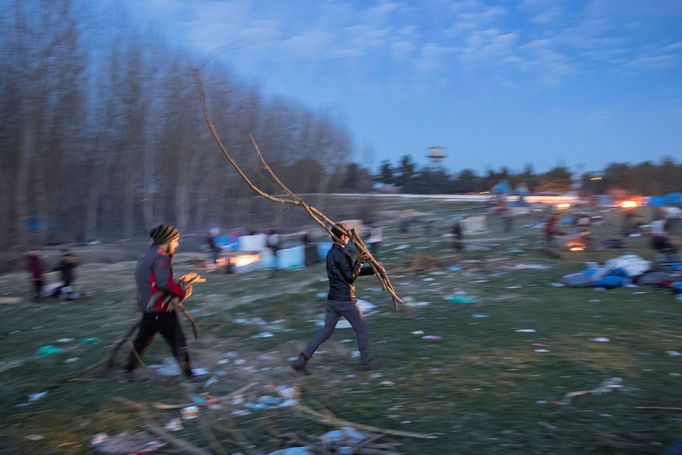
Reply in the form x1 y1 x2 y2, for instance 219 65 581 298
291 224 377 375
125 224 202 382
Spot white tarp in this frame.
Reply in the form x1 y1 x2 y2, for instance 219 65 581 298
239 234 267 252
462 215 487 234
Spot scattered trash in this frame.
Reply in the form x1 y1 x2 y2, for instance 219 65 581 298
269 448 313 455
556 377 624 405
90 431 166 454
192 367 209 375
80 337 101 344
164 418 183 432
380 380 395 387
258 395 283 406
534 349 550 353
315 291 327 299
35 345 63 357
55 338 74 343
150 357 181 376
513 263 549 270
448 296 478 304
181 406 199 420
589 299 601 303
515 329 536 333
667 351 682 357
422 335 442 340
65 357 79 363
471 313 488 318
448 266 462 272
591 337 611 343
411 330 424 335
252 331 274 339
0 297 21 304
535 400 547 404
28 392 48 402
25 434 45 441
246 403 267 410
505 285 522 289
547 282 565 287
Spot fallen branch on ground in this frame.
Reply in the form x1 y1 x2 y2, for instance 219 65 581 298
115 396 212 455
293 403 437 440
153 382 258 410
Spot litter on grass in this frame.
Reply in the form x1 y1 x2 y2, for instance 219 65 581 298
448 296 478 304
591 337 610 343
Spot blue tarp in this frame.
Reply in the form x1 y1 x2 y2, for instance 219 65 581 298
491 180 512 195
317 242 333 259
648 193 682 207
276 246 305 270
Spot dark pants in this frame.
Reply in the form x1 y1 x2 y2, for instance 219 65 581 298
303 300 369 363
126 312 192 377
32 279 42 301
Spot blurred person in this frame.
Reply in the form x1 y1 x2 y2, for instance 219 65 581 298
291 224 376 374
266 229 280 276
25 250 44 302
651 217 678 259
52 249 79 299
452 217 464 252
544 213 558 247
125 224 201 382
366 223 383 259
206 228 221 265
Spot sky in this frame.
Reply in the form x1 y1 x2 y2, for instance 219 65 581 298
123 0 682 173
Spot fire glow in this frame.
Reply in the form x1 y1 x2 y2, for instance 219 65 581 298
620 200 638 209
232 254 260 267
566 241 586 252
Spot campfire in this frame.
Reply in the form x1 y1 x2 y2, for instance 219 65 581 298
215 253 261 273
566 240 586 252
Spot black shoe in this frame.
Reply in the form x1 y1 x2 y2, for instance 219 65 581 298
290 353 310 375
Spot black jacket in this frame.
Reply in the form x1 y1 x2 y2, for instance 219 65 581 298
326 243 373 302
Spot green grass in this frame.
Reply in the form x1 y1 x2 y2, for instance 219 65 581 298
1 203 681 454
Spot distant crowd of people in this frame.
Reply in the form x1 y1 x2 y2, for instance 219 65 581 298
25 248 79 302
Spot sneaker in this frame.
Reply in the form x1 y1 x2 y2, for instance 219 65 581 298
290 353 310 375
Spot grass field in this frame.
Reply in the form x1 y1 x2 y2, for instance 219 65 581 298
1 198 681 454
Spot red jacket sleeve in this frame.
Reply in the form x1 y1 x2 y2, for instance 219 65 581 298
153 256 186 299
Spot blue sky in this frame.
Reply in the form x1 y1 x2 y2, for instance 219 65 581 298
124 0 682 173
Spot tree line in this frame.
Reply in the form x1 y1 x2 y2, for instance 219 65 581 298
372 155 681 196
3 1 679 251
1 0 356 248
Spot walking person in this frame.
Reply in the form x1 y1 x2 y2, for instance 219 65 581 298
291 224 376 374
125 224 202 382
25 250 44 302
52 249 79 299
266 229 281 277
366 223 383 259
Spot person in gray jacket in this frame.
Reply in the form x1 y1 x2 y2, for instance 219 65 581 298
291 224 375 374
125 224 198 382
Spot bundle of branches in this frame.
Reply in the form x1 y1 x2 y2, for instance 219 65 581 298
192 69 403 311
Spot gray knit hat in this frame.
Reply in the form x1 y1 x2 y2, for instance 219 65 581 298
149 224 180 245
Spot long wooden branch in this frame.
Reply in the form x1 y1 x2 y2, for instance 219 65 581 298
193 69 403 310
294 403 437 440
